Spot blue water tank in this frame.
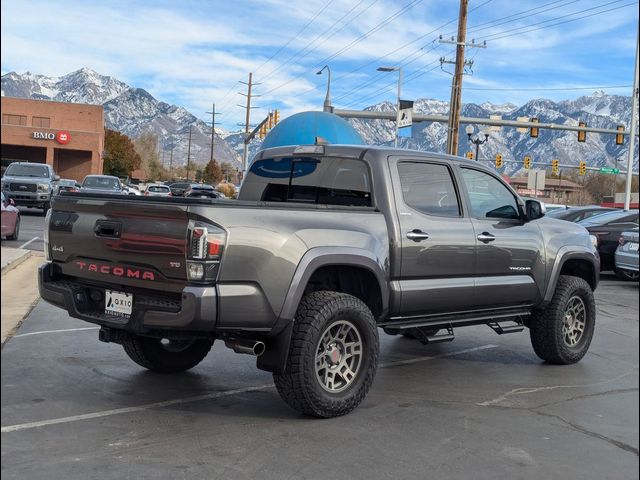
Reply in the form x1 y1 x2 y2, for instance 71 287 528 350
261 111 364 149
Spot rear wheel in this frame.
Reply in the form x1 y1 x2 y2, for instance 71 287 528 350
7 216 20 241
122 335 213 373
615 267 639 281
274 291 379 418
529 275 595 364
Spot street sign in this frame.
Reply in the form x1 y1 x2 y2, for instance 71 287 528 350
527 169 546 192
600 167 620 174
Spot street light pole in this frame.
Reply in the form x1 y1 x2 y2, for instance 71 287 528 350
316 65 333 113
465 125 489 161
377 66 403 147
624 28 639 210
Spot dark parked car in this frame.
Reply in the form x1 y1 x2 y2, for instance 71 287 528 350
547 206 616 223
169 182 190 197
1 192 20 240
80 175 125 195
184 183 220 199
578 210 639 275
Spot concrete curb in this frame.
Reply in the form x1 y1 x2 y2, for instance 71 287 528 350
1 249 33 276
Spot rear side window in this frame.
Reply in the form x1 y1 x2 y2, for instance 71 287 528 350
242 157 372 207
397 162 460 217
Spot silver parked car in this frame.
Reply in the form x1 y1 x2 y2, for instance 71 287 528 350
144 184 172 197
615 228 639 281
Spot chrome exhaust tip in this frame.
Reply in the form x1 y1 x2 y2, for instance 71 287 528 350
224 338 266 357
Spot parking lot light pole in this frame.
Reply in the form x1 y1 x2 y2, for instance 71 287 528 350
377 66 403 147
465 125 489 161
316 65 333 113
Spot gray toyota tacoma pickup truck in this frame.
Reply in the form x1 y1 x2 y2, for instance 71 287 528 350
39 144 599 417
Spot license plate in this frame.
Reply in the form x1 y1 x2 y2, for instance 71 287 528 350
200 195 208 198
629 242 639 252
105 290 133 316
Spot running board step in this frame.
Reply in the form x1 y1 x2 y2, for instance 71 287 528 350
487 319 525 335
415 327 455 345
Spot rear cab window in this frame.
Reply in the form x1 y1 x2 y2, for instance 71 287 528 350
241 157 373 207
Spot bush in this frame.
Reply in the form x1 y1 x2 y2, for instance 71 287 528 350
216 182 237 199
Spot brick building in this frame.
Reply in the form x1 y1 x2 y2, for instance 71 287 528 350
1 97 104 181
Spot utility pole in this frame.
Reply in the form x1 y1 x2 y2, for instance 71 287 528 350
624 28 639 210
186 125 192 181
206 103 221 165
169 142 174 177
239 73 260 173
440 0 486 156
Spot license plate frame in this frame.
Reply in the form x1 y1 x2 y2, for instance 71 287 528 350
105 289 133 317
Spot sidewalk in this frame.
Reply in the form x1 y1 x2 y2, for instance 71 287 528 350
1 248 44 345
1 247 32 273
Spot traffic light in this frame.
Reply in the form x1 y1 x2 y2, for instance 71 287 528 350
616 125 625 145
579 160 587 175
274 110 280 125
552 159 559 175
466 151 474 160
267 112 273 129
523 155 531 169
577 121 586 142
495 154 503 168
530 117 539 138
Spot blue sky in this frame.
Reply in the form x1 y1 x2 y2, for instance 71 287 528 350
1 0 638 130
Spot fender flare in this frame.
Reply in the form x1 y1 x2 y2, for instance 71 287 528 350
543 245 599 304
278 246 390 322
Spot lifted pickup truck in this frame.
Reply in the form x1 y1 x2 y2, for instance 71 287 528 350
40 145 599 417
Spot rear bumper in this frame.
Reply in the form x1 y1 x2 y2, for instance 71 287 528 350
615 249 639 272
38 263 217 333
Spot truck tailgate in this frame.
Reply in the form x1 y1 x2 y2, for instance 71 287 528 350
49 195 189 292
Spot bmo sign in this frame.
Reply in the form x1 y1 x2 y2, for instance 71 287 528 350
32 130 71 144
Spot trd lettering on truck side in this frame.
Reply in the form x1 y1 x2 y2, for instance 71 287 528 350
76 261 156 281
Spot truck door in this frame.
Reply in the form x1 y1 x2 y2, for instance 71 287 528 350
389 157 477 316
457 166 545 308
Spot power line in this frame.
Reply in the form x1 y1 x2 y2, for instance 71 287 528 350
465 84 632 91
254 0 335 74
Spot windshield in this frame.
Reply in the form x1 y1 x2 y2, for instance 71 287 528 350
83 177 120 190
5 164 50 178
147 185 169 192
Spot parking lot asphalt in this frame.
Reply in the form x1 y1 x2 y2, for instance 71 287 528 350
1 274 638 480
2 207 46 251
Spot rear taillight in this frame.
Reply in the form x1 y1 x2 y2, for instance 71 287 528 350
187 222 226 283
168 192 173 196
144 191 149 196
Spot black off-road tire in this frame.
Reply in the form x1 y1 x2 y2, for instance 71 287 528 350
7 216 20 241
122 335 213 373
529 275 595 364
273 291 379 418
615 267 639 282
42 202 51 216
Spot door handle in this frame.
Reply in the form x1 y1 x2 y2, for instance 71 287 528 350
406 230 430 242
477 232 496 243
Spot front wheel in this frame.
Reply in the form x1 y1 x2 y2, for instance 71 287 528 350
274 291 379 418
122 335 213 373
7 216 20 241
42 202 51 216
529 275 595 364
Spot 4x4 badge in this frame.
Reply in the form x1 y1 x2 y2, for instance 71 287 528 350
169 261 181 268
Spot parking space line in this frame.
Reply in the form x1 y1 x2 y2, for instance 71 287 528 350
13 327 100 338
1 344 498 433
18 236 39 249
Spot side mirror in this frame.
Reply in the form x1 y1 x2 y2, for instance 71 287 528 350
525 199 546 221
53 175 61 181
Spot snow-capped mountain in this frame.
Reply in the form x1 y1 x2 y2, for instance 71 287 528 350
223 92 636 175
1 68 240 168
